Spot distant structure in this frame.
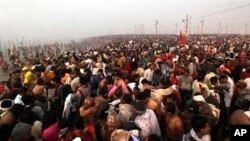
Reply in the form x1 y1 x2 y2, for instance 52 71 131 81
175 24 178 35
200 19 204 34
134 25 137 34
218 22 221 34
182 15 189 35
225 25 228 34
155 20 158 35
245 24 248 34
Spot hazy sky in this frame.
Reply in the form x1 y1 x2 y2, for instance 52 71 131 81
0 0 250 42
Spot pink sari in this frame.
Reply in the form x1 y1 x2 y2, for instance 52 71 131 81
108 79 129 97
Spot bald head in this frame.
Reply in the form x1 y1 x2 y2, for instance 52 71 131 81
229 110 250 125
84 97 94 108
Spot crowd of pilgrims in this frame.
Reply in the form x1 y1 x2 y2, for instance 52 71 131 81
0 34 249 141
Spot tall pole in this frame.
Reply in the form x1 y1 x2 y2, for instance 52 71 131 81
21 37 24 48
201 19 204 34
189 16 192 34
155 20 158 35
12 40 15 50
175 23 178 34
182 15 189 35
4 41 6 55
245 24 248 34
185 15 189 34
225 25 228 34
134 25 137 35
8 40 11 51
218 22 221 34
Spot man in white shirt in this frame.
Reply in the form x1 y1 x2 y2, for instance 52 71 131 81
134 101 161 140
183 116 211 141
144 63 155 83
219 75 235 116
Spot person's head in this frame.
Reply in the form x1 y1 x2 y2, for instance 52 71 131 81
197 71 206 82
235 56 240 63
141 79 150 85
169 71 175 77
36 78 44 86
43 110 59 129
94 102 109 124
59 128 72 141
106 76 114 90
191 116 210 136
134 74 140 83
21 94 33 106
188 57 194 63
165 102 176 115
166 93 177 103
19 110 37 124
19 86 29 95
225 59 231 67
114 86 123 99
79 75 88 86
144 134 162 141
149 63 155 70
186 103 200 115
219 74 228 84
234 98 250 111
10 104 24 117
13 69 22 76
133 86 140 98
133 101 146 115
122 94 132 104
11 122 33 141
84 97 94 108
158 79 166 88
136 67 145 77
111 70 119 80
22 67 29 74
209 76 218 86
143 88 151 96
97 68 104 77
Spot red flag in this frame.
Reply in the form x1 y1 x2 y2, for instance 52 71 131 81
179 31 185 47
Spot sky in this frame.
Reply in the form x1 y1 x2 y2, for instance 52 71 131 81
0 0 250 42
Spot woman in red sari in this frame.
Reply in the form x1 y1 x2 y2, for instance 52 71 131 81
169 71 177 85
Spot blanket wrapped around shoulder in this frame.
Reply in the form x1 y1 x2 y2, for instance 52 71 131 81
151 87 175 103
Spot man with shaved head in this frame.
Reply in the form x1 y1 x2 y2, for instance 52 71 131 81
79 97 96 119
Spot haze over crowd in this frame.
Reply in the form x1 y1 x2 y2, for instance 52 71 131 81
0 0 250 42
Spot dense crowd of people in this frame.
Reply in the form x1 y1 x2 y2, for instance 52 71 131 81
0 34 250 141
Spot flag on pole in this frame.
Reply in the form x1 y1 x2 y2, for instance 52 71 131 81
179 31 185 47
